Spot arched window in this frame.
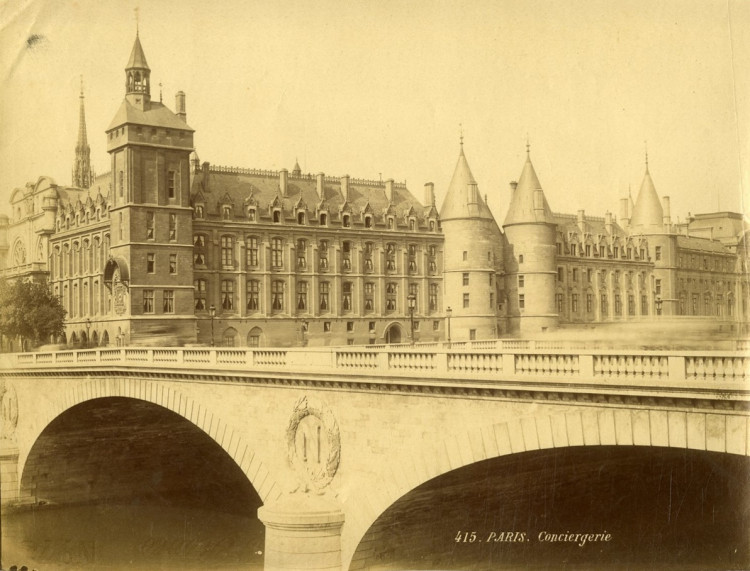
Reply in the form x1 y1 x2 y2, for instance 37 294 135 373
222 328 238 347
273 210 281 223
364 215 373 228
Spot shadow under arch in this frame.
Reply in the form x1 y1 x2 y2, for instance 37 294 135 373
344 407 750 569
18 379 281 507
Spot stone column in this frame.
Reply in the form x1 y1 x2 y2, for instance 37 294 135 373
258 493 345 571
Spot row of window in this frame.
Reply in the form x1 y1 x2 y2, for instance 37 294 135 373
51 236 110 279
200 203 437 232
194 279 440 314
145 253 178 274
116 169 178 199
558 242 648 261
143 289 174 313
678 253 734 272
555 267 653 289
195 235 439 273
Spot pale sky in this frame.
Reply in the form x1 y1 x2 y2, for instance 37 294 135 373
1 0 748 224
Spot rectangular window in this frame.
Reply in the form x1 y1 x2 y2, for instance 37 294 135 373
297 281 307 311
429 283 438 311
119 171 124 197
247 236 259 267
433 320 440 331
323 321 331 332
601 294 608 316
585 245 591 257
146 212 155 240
194 279 206 311
319 240 329 270
221 236 233 268
346 321 354 332
572 268 578 282
613 246 619 258
320 282 330 311
363 242 374 272
587 269 592 283
463 273 469 286
169 254 177 274
463 292 469 308
408 244 417 273
557 293 564 313
518 275 524 288
272 237 284 269
296 239 307 269
364 282 375 312
386 243 397 272
572 294 579 313
167 170 176 198
655 279 662 295
143 289 154 313
169 213 176 241
557 267 564 281
628 294 635 315
641 295 648 315
571 244 577 256
469 329 476 341
655 246 661 261
221 279 234 310
247 280 260 311
615 294 622 316
586 293 593 313
163 290 174 313
193 234 206 265
342 282 352 311
147 253 155 273
272 280 284 311
519 293 525 310
386 282 397 311
342 241 352 271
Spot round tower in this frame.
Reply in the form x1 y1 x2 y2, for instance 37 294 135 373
502 146 558 335
439 142 503 341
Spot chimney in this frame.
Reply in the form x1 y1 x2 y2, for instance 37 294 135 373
341 175 350 202
577 209 585 233
385 179 394 203
424 182 435 206
175 91 186 122
509 181 518 192
202 162 210 192
662 196 671 226
619 197 630 227
316 173 325 200
605 211 613 234
280 169 288 197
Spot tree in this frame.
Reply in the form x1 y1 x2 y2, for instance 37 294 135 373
0 279 66 350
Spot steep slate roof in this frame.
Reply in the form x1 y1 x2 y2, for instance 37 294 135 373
676 235 734 254
439 145 495 221
504 151 554 226
126 33 150 70
107 99 194 132
629 165 663 232
191 167 428 226
552 212 628 239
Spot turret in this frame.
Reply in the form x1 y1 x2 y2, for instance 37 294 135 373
124 31 151 109
502 144 558 334
629 153 664 234
439 139 503 340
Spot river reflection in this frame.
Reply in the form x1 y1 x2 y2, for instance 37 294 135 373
2 501 264 570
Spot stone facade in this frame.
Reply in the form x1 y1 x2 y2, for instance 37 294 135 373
0 32 748 347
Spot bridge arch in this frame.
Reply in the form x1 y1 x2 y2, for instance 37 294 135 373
345 407 749 569
17 378 282 506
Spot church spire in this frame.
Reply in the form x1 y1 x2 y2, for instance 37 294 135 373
72 77 93 189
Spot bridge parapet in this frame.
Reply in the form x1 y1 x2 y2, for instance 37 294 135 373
4 344 749 399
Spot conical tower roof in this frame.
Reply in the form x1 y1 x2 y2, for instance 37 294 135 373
126 32 150 70
439 144 494 221
630 162 663 232
503 148 554 226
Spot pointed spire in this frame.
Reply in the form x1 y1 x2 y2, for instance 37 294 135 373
72 78 92 189
439 141 494 222
630 157 663 232
504 145 554 226
126 32 150 71
292 157 302 176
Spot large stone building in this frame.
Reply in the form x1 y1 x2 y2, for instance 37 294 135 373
1 32 747 347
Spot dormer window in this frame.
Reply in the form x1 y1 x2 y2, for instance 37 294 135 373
194 205 204 218
429 220 435 231
222 205 231 220
343 214 351 228
297 212 305 225
320 213 328 226
273 210 281 223
409 218 416 231
387 217 394 229
364 215 373 228
247 207 256 221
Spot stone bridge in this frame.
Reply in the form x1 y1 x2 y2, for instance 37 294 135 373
1 340 748 570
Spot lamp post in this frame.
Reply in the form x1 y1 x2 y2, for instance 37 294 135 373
655 296 662 317
446 306 452 347
85 318 91 348
407 293 416 345
209 304 216 346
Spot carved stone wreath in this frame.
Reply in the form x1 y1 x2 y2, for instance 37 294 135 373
286 395 340 491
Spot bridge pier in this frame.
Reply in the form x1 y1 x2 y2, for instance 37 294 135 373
0 443 20 510
258 493 345 571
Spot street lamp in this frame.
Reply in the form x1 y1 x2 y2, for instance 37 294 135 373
85 318 91 348
407 294 417 345
655 296 662 316
209 304 216 346
445 306 452 347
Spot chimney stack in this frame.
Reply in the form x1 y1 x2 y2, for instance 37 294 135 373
316 173 325 200
175 91 186 122
424 182 435 206
280 169 288 197
605 211 613 234
619 197 630 227
385 179 394 203
577 209 586 233
662 196 671 227
341 175 350 202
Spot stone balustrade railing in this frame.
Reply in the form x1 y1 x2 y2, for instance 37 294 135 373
4 344 749 398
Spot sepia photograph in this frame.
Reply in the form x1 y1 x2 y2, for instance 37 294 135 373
0 0 748 569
